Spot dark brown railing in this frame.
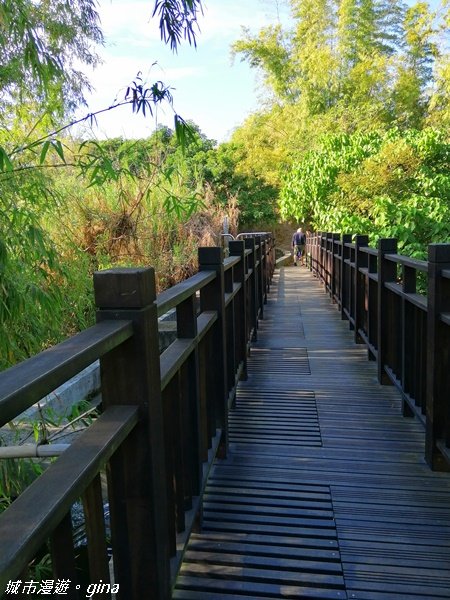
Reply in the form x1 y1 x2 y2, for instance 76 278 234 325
307 232 450 472
0 234 275 600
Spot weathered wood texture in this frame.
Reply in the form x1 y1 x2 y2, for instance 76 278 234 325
173 266 450 600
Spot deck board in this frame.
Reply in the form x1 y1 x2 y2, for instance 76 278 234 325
173 266 450 599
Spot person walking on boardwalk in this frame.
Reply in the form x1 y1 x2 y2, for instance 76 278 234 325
292 227 306 266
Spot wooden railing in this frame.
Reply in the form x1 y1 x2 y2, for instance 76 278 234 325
0 234 275 600
307 232 450 471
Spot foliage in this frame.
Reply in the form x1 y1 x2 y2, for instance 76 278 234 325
0 0 103 117
153 0 204 51
231 0 449 198
280 128 450 256
203 140 279 225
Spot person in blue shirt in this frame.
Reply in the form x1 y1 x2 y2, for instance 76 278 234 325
292 227 306 266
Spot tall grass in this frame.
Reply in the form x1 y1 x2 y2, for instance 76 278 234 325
1 154 237 370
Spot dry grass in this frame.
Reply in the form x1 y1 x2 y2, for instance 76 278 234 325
79 194 238 293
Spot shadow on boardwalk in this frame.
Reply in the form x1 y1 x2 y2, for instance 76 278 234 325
173 266 450 600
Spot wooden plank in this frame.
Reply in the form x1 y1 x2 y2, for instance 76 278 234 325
180 562 345 587
182 550 343 574
186 534 340 560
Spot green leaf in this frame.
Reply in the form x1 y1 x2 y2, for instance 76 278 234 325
51 140 66 163
39 141 51 164
0 147 13 172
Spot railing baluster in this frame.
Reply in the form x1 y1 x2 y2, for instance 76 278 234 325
331 233 340 303
367 248 378 360
82 474 110 590
50 513 78 600
176 295 202 499
255 235 265 318
354 235 369 344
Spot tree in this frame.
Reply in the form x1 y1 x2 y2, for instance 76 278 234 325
393 2 438 127
427 0 450 128
0 0 103 118
279 128 450 256
232 25 295 102
290 0 338 114
0 0 206 370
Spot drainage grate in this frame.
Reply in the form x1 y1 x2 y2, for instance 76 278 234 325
231 389 322 447
247 347 311 375
255 317 305 346
174 482 345 599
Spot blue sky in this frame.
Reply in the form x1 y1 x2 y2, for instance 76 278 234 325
78 0 290 143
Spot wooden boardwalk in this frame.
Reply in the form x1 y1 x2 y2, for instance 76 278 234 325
173 266 450 600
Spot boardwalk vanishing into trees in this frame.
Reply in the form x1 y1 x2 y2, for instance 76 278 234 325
173 265 450 600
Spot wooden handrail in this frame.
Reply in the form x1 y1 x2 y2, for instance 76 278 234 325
0 405 139 591
385 252 429 272
0 234 276 600
306 232 450 471
0 320 133 427
155 271 215 317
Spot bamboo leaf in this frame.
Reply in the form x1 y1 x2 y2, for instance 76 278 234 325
0 147 13 172
39 140 51 164
51 140 66 163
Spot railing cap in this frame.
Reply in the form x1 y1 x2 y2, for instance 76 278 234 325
94 267 156 308
428 243 450 263
198 246 223 265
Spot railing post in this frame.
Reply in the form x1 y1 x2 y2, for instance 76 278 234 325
229 240 248 381
312 232 319 276
319 232 325 284
331 233 340 303
94 267 170 600
255 235 265 318
198 247 229 456
341 234 352 321
354 235 369 343
245 237 258 341
367 246 379 360
425 244 450 471
306 232 312 272
377 238 397 385
261 235 268 303
325 233 331 296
